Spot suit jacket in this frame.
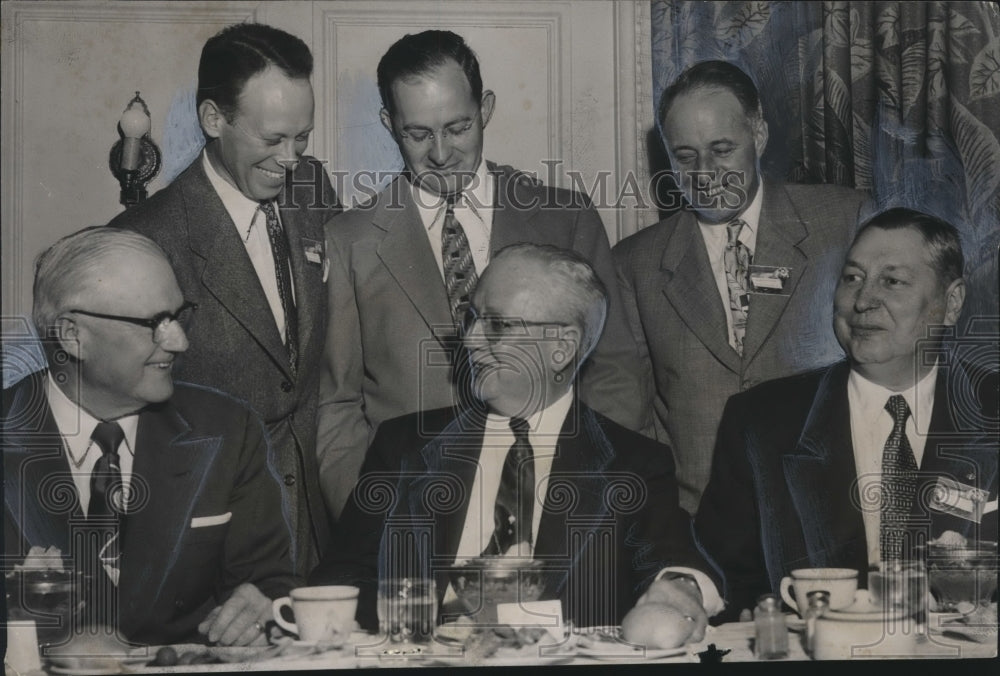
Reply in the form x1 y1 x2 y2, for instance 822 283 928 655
613 182 866 514
2 372 298 645
695 360 999 622
317 164 647 519
109 154 341 576
309 400 716 630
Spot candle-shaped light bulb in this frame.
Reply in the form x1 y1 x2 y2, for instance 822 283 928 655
119 104 150 171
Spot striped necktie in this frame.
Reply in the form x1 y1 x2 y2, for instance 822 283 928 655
441 197 479 329
482 418 535 556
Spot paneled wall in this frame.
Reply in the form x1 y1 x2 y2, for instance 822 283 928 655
1 0 654 320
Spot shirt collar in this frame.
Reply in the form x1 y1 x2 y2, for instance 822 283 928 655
202 150 265 239
484 388 575 438
412 159 492 230
848 363 938 436
697 181 764 253
45 373 140 461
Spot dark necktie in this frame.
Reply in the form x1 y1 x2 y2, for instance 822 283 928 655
724 219 751 356
441 197 479 329
880 395 918 562
260 201 299 375
89 421 125 519
483 418 535 556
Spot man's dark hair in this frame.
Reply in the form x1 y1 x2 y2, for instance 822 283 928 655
657 60 761 129
197 22 313 120
856 207 965 285
377 30 483 114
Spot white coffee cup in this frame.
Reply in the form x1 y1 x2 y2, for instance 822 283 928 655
780 568 858 616
812 608 918 660
272 585 359 643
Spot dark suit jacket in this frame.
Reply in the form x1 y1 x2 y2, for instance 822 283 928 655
109 154 340 576
614 182 866 514
695 360 999 622
3 372 298 645
310 400 716 630
318 164 647 520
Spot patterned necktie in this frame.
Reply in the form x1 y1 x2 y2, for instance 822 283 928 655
483 418 535 556
260 201 299 375
441 197 479 329
724 219 752 356
89 421 125 519
880 395 918 562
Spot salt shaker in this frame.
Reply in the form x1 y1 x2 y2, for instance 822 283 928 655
754 593 789 659
804 590 830 655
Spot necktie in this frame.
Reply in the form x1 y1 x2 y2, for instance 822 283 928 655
260 201 299 375
880 395 918 562
483 418 535 556
441 197 479 329
89 421 125 518
724 219 752 356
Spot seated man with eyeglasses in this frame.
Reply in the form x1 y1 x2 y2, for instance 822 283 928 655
3 226 297 647
311 243 724 648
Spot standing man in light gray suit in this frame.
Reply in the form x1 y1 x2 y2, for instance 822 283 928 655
614 60 867 514
110 23 341 576
318 30 645 520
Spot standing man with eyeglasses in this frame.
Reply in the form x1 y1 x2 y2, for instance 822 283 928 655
3 227 296 646
110 23 341 577
318 30 645 521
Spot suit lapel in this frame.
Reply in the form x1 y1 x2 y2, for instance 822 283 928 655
915 368 998 538
660 212 740 373
782 363 867 572
374 179 454 340
489 168 540 253
280 199 323 367
182 162 291 377
742 186 809 366
117 401 223 624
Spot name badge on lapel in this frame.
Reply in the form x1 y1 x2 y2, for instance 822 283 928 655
928 477 989 523
301 237 328 283
749 265 791 295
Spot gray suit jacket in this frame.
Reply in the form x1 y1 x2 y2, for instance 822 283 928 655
614 182 866 513
109 155 341 576
318 164 646 519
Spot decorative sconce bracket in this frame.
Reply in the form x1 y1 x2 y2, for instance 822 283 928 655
109 92 162 208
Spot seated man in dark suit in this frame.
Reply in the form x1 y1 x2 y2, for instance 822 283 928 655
695 207 998 622
3 227 297 646
312 243 724 648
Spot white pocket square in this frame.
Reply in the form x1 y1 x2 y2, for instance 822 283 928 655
190 512 232 528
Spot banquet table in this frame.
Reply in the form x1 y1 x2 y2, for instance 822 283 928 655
30 614 997 674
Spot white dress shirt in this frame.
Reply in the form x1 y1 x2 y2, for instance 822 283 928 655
46 374 138 518
445 389 724 616
848 365 937 566
697 184 763 352
202 151 293 341
413 159 494 280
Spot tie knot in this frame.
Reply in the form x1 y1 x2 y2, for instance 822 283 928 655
91 421 124 458
885 394 911 427
726 219 745 247
510 417 530 439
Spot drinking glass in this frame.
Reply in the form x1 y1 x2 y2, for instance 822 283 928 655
377 578 437 647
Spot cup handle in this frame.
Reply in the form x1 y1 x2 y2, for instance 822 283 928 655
271 597 298 636
779 576 798 613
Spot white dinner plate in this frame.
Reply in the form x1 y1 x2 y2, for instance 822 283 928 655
573 644 689 661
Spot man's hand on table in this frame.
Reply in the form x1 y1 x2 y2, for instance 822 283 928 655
621 577 708 648
197 583 271 646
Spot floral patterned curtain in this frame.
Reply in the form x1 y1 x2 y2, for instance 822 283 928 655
651 1 999 327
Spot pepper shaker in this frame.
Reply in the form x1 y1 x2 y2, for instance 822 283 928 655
804 590 830 655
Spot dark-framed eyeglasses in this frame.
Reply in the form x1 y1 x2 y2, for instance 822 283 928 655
69 301 198 341
462 304 568 343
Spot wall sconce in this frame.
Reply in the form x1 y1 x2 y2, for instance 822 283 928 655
109 92 161 208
